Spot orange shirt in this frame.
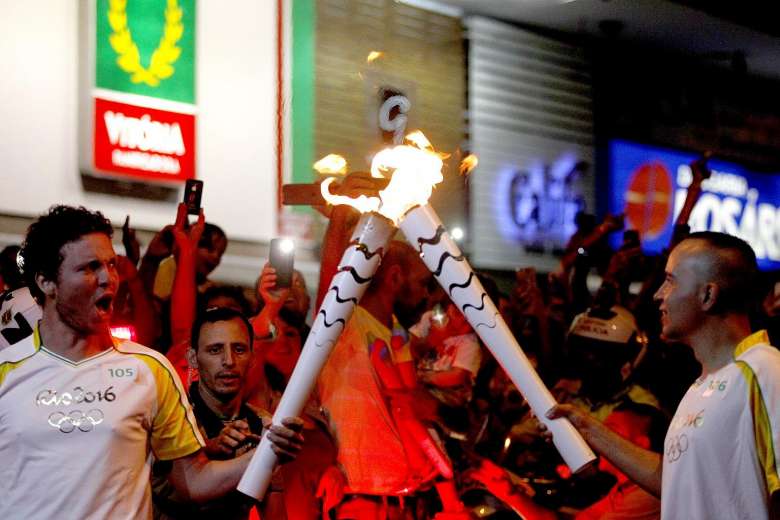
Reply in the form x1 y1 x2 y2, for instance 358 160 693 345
318 306 427 495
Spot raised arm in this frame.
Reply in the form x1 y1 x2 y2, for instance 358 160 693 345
170 203 205 347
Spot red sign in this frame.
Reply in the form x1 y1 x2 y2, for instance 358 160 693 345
624 162 673 239
93 97 195 182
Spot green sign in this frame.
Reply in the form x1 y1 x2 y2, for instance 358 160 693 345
96 0 195 104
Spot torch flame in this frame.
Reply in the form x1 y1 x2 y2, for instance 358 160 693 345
313 154 348 175
366 51 384 63
460 154 479 176
320 131 445 224
405 130 433 151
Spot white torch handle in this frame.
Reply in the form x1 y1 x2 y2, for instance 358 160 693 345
238 213 396 499
399 205 596 473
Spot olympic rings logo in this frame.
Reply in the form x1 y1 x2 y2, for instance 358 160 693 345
665 433 689 463
47 409 104 433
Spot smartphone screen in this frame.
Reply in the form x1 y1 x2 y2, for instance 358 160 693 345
183 179 204 215
269 238 295 288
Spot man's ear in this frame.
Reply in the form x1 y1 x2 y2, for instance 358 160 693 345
701 282 719 312
186 348 198 369
36 273 56 299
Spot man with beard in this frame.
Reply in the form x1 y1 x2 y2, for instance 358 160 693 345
317 240 434 519
548 232 780 519
0 205 303 519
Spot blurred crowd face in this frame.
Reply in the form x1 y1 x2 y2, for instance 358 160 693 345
573 339 630 402
654 244 704 342
50 233 119 336
194 317 252 400
196 233 227 281
283 270 311 318
262 320 302 379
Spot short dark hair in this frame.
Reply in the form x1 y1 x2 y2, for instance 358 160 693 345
20 205 114 304
191 306 254 351
199 222 226 249
198 284 253 316
681 231 758 314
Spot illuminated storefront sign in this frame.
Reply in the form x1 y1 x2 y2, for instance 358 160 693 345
497 153 590 251
81 0 196 182
94 97 194 181
608 139 780 269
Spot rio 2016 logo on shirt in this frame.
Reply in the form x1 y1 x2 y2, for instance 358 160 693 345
96 0 196 104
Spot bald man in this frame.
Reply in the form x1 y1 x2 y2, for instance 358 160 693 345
317 240 435 518
548 231 780 519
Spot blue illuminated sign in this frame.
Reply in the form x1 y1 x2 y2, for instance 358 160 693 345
608 139 780 270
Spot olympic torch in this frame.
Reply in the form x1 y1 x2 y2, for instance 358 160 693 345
397 204 595 472
237 211 395 499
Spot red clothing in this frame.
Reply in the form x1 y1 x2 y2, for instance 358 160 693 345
318 306 429 495
575 482 660 520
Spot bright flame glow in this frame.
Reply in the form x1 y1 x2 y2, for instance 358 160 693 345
313 154 347 175
320 178 381 213
405 130 433 150
366 51 384 63
460 153 478 176
320 131 445 224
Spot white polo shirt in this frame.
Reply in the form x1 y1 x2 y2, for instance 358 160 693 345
661 330 780 519
0 326 204 519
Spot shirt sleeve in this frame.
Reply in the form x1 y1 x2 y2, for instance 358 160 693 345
140 353 205 460
451 334 482 377
741 345 780 496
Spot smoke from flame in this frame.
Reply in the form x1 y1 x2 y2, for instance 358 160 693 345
320 131 445 224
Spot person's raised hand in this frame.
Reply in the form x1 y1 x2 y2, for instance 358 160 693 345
116 255 138 284
171 202 205 258
257 262 290 312
122 216 141 267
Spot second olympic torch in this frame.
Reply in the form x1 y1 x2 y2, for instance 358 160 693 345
398 204 595 472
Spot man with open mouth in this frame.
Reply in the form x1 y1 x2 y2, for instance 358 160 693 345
0 205 304 519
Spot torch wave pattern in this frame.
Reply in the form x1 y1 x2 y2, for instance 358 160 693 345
339 265 374 284
349 240 386 261
416 225 446 253
447 271 476 297
328 285 358 305
316 310 347 330
462 292 488 314
475 312 500 330
432 251 465 277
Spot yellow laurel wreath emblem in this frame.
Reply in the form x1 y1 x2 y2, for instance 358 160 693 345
107 0 184 87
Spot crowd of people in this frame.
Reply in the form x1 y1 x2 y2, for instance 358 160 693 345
0 163 779 519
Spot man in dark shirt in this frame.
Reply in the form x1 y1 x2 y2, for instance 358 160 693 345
154 306 301 519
